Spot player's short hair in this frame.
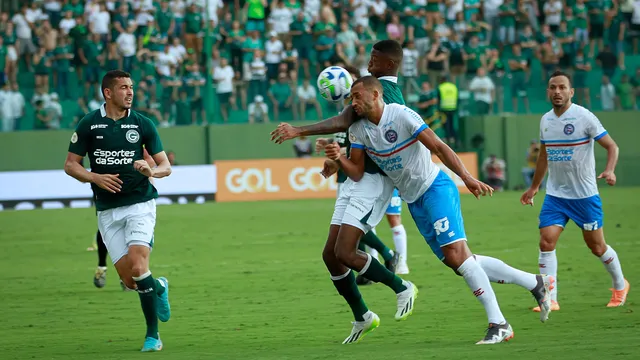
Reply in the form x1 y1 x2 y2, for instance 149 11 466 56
101 70 131 98
549 70 572 87
352 75 383 94
372 40 403 63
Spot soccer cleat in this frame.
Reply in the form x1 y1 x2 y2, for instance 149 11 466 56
607 279 630 307
156 277 171 322
394 281 418 321
395 261 409 275
476 323 514 345
531 274 555 322
141 337 163 352
533 300 560 312
355 274 373 286
93 267 107 288
342 311 380 344
385 252 400 274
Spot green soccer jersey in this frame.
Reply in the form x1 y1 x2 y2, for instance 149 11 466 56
68 106 164 211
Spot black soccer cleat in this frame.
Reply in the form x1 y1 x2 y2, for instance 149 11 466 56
385 252 400 274
476 322 514 344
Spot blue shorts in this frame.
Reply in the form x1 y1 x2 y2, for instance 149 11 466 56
386 188 402 215
539 194 603 231
407 171 467 260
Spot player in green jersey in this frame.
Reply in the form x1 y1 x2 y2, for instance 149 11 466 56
272 40 418 344
64 70 172 352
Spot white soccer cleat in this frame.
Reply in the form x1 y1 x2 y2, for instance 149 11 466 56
394 281 418 321
476 323 514 345
342 311 380 344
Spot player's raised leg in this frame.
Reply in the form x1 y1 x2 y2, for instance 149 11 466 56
475 255 555 321
94 230 108 288
582 228 629 307
323 224 379 344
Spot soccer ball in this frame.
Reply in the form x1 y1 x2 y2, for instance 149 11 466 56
317 66 353 103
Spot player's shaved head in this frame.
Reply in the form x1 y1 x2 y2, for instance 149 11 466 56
352 75 383 94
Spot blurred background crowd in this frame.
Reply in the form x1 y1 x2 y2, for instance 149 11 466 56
0 0 639 144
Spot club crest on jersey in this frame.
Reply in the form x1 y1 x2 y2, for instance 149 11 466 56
385 129 398 143
349 132 357 142
563 124 575 135
126 129 140 143
70 132 78 144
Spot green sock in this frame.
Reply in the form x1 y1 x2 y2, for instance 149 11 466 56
361 231 394 262
360 255 407 294
332 270 369 321
155 279 165 296
134 272 160 339
357 241 366 252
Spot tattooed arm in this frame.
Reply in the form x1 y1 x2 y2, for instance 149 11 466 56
270 105 360 143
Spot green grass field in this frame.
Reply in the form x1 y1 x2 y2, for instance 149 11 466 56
1 188 639 359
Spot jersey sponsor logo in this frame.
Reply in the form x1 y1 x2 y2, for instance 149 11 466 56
369 154 404 172
546 148 573 162
563 124 575 135
121 124 139 129
583 221 599 231
385 129 398 143
90 124 108 130
93 149 136 165
70 132 78 143
433 217 450 236
126 129 140 143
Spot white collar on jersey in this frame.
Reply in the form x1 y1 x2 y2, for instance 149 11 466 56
378 76 398 83
100 103 131 118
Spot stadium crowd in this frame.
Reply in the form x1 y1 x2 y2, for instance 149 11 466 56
0 0 639 136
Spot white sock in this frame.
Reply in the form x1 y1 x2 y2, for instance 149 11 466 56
599 245 626 290
367 246 380 262
391 225 407 264
539 250 558 301
458 257 506 325
475 255 538 290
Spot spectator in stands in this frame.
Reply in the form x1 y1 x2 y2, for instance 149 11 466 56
509 44 530 113
469 68 495 115
116 24 137 73
54 35 73 100
297 77 322 121
337 22 358 63
482 154 506 191
463 36 485 88
281 41 299 81
88 92 103 111
401 40 420 103
596 44 618 80
574 0 589 48
34 100 53 130
59 9 76 35
162 66 182 124
248 49 267 101
184 3 203 55
79 33 104 97
33 47 51 93
498 0 517 49
265 32 284 82
245 0 268 35
417 81 439 124
485 48 505 113
269 0 294 36
522 140 543 189
184 63 206 125
574 48 593 108
544 0 563 33
386 13 405 43
214 57 236 122
13 4 36 71
616 74 636 110
9 82 25 131
3 21 18 85
599 75 616 111
0 82 12 132
36 19 58 53
47 93 63 129
315 27 336 70
268 72 297 122
293 136 312 158
248 95 269 123
438 76 459 147
425 37 448 90
289 11 312 79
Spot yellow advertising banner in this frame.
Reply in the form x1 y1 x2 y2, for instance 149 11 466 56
215 153 478 202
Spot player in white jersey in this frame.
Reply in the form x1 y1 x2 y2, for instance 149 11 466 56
324 76 555 344
521 71 629 310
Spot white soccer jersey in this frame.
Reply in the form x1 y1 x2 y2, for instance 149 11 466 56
349 103 440 203
540 104 608 199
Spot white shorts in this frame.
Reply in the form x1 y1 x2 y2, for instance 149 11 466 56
330 173 394 233
97 199 156 264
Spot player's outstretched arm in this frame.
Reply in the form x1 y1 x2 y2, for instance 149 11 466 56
596 134 619 186
521 144 548 205
270 105 359 143
324 142 365 182
416 128 493 198
64 152 123 193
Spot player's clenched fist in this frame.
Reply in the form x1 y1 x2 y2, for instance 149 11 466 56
91 173 122 193
270 122 300 144
597 170 616 186
320 159 339 179
315 138 330 153
134 160 154 178
324 142 341 161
